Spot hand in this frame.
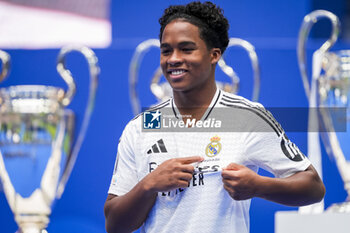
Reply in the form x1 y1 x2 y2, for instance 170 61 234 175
221 163 261 200
143 156 204 193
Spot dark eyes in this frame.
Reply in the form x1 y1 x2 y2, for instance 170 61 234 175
182 48 194 52
161 47 194 55
161 49 171 55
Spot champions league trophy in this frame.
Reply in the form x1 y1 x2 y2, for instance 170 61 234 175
0 45 99 232
129 38 260 115
298 10 350 213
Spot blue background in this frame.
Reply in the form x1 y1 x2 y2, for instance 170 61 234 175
0 0 349 232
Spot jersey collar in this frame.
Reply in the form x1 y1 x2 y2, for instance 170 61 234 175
171 88 222 120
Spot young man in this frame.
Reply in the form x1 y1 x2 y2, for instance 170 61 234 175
104 2 325 233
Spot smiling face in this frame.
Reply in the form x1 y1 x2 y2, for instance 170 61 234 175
160 19 221 93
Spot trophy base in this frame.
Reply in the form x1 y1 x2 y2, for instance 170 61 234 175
275 210 350 233
326 201 350 213
14 213 49 233
16 228 47 233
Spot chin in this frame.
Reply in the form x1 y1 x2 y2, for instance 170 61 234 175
168 81 188 91
171 86 194 93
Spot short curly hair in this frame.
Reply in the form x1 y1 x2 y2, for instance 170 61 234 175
159 1 230 54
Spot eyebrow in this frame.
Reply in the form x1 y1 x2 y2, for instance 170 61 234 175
160 41 197 48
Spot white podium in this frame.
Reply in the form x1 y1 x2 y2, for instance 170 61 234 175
275 211 350 233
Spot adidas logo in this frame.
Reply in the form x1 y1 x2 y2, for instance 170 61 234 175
147 139 168 154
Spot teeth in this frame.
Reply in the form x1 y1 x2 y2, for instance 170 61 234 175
171 70 185 75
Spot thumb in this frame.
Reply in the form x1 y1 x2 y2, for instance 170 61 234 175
224 163 243 171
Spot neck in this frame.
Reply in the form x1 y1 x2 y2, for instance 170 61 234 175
173 82 217 120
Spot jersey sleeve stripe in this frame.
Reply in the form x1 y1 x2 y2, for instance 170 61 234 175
219 100 281 136
221 94 284 135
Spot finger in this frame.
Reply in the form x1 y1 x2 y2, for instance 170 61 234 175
178 173 193 182
223 183 234 194
221 170 239 180
223 184 241 200
224 163 244 170
177 180 191 188
181 164 195 173
222 177 237 188
177 156 204 164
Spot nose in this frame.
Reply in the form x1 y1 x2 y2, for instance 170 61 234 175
167 50 183 66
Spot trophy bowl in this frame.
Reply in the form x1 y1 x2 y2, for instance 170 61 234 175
318 50 350 212
0 46 99 233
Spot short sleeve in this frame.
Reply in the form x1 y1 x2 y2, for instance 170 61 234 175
108 122 139 196
243 106 311 178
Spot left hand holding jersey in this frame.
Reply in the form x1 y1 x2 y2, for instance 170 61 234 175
222 163 261 200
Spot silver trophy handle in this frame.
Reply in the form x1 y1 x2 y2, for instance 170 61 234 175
219 38 260 102
297 10 340 99
297 10 340 214
217 58 239 95
150 66 170 102
0 50 11 83
56 45 99 197
129 39 160 115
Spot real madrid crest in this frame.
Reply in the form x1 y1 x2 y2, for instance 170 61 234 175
205 136 222 157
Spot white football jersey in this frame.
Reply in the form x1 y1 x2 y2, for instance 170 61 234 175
108 88 311 233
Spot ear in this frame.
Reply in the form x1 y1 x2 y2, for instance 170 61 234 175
210 48 222 64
